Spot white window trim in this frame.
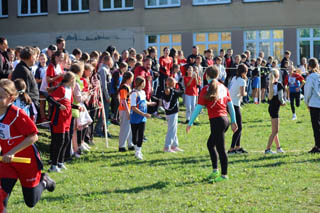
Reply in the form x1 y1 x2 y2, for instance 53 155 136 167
145 34 181 58
100 0 134 11
193 32 232 52
297 28 320 64
58 0 89 14
193 0 231 6
0 0 8 18
145 0 180 9
243 30 284 59
18 0 48 17
243 0 280 2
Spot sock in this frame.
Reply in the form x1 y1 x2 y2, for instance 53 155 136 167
136 147 141 152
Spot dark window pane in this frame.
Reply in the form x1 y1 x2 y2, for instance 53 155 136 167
31 0 38 13
61 0 68 11
314 41 320 60
148 0 156 6
41 0 48 13
148 36 157 44
21 0 28 14
71 0 79 11
114 0 122 8
103 0 111 8
125 0 133 7
299 41 310 59
2 0 8 15
82 0 89 10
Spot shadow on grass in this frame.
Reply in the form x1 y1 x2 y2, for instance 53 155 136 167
251 161 286 168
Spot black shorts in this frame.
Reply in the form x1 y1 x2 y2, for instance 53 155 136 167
268 99 281 119
261 77 268 89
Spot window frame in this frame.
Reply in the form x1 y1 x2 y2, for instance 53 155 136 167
192 0 231 6
243 30 284 59
193 32 232 55
58 0 89 14
145 0 181 9
18 0 48 17
243 0 280 3
100 0 134 11
145 34 182 58
297 28 320 64
0 0 8 18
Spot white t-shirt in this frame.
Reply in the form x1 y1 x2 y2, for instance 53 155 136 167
130 90 146 107
229 76 246 106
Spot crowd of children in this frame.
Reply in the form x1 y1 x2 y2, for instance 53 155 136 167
1 36 320 210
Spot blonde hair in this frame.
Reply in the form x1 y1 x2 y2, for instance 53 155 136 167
204 66 219 101
0 79 18 99
268 69 280 100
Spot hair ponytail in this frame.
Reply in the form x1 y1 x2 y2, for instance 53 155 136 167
268 69 279 100
14 79 32 105
308 58 319 73
204 66 220 101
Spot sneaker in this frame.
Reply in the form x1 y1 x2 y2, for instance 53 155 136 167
236 148 248 154
128 146 135 151
214 176 229 182
292 114 297 120
82 143 91 150
135 151 143 160
171 147 184 152
265 149 276 154
227 150 237 155
58 163 67 170
163 147 176 153
308 147 320 153
208 170 220 183
119 147 127 152
48 165 61 173
80 145 90 152
277 147 285 153
41 173 56 192
74 152 81 158
152 112 162 119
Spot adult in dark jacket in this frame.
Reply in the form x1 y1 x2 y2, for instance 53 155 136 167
11 46 39 108
0 37 12 79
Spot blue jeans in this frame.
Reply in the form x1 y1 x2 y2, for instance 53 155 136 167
95 98 110 134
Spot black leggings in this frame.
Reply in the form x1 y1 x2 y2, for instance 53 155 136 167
207 117 229 175
1 178 45 210
131 122 145 148
290 92 300 114
310 107 320 148
50 131 70 165
231 105 242 148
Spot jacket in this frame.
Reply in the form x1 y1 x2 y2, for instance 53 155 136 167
304 72 320 108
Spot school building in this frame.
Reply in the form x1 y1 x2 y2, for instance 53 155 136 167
0 0 319 64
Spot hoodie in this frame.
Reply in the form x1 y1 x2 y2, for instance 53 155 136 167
304 72 320 108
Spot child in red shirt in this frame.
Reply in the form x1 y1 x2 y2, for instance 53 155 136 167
0 79 55 212
184 65 200 123
46 51 64 89
186 66 238 183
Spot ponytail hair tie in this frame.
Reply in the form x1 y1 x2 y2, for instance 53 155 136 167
18 90 25 95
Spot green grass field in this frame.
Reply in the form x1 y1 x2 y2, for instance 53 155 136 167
7 102 320 212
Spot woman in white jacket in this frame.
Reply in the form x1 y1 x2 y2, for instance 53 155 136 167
304 58 320 153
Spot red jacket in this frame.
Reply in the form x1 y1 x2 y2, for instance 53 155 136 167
134 66 152 101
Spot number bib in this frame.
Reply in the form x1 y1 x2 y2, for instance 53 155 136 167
0 123 10 140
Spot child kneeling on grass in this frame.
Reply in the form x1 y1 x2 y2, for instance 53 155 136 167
161 77 184 153
0 79 55 212
130 76 156 160
186 66 238 183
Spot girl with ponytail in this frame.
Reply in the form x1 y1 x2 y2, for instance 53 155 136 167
265 68 286 154
13 78 33 117
304 58 320 153
186 66 238 183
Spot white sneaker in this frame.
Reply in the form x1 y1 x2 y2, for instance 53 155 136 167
58 163 67 170
265 149 276 154
292 114 297 120
80 144 90 152
74 152 81 158
48 165 61 173
163 147 176 153
171 147 184 152
135 151 143 160
277 147 285 153
82 143 91 150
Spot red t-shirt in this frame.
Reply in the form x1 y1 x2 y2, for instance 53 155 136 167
198 83 231 119
206 59 214 66
134 66 152 101
184 76 198 96
159 56 173 76
80 77 89 92
46 63 64 87
225 57 232 68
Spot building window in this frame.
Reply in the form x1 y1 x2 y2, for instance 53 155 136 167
59 0 89 14
243 0 280 2
18 0 48 16
193 32 231 56
0 0 8 18
145 0 180 8
100 0 133 11
145 34 182 57
297 28 320 64
244 30 284 60
193 0 231 6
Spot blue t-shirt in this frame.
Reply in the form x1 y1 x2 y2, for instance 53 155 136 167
13 98 31 117
288 74 304 93
130 90 147 124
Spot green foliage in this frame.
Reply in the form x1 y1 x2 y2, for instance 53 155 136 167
8 103 320 212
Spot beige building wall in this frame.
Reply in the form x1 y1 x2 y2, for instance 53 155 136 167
1 0 319 62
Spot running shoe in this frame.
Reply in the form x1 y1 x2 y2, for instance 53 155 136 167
214 176 229 182
171 147 184 152
236 148 248 154
265 149 276 154
41 173 56 192
208 170 220 183
276 147 285 153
